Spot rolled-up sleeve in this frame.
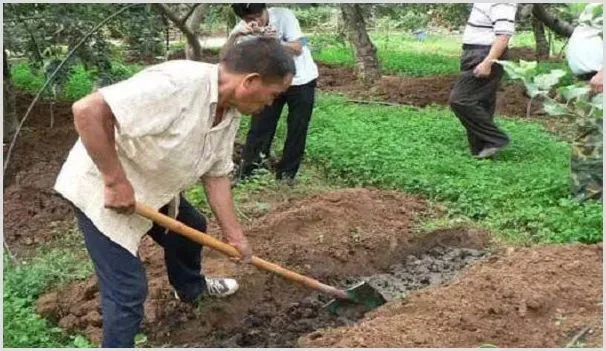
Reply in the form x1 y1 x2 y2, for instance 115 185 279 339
490 3 517 36
206 157 235 178
99 69 183 138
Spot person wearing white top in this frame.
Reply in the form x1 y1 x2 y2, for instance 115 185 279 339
449 3 517 159
566 3 603 93
222 3 319 185
53 37 295 347
565 3 603 202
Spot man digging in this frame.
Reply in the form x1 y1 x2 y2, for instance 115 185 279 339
54 38 295 347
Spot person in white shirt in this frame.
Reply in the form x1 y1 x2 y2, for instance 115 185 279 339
566 3 603 93
222 3 319 186
565 3 603 202
54 37 295 347
449 3 517 159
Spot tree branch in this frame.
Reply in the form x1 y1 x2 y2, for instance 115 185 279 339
181 4 201 26
156 3 199 31
532 4 574 38
157 4 184 29
156 3 204 61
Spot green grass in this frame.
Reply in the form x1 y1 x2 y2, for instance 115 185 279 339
311 32 460 76
10 60 143 100
311 31 569 78
304 94 602 244
3 225 95 348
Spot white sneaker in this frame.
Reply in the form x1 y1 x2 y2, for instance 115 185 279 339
204 277 239 297
173 277 239 302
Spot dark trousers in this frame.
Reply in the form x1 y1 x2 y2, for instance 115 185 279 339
240 79 317 179
75 196 207 347
449 46 510 155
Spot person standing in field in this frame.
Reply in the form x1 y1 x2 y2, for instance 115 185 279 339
449 3 517 159
53 37 295 347
565 2 603 202
221 3 319 186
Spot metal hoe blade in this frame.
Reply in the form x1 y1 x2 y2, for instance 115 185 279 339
324 281 387 316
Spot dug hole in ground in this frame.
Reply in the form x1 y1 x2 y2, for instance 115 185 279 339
3 68 602 348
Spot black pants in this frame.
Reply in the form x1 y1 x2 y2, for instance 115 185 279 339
75 196 206 347
240 79 317 179
449 45 510 155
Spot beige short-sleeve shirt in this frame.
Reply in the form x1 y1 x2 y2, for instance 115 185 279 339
54 60 241 256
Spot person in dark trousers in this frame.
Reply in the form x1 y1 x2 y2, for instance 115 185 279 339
54 38 295 347
221 3 319 185
449 3 517 159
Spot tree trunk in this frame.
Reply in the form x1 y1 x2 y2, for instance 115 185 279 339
185 5 207 60
532 4 574 38
340 4 381 87
3 52 17 143
533 17 550 60
156 4 205 61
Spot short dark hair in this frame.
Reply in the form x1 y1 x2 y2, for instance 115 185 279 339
231 3 267 18
221 37 296 83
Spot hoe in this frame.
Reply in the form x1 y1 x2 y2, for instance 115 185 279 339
135 202 387 315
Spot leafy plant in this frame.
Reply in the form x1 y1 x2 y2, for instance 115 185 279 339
3 244 94 347
63 64 95 100
497 59 603 120
305 94 602 244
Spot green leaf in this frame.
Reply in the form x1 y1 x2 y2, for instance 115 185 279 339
592 4 603 20
525 82 543 98
590 93 603 111
557 84 591 102
543 98 570 116
533 70 566 91
135 333 148 346
519 59 538 72
73 335 91 348
496 60 527 80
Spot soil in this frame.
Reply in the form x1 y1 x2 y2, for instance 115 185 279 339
317 63 543 118
36 188 433 347
300 244 603 348
3 95 78 255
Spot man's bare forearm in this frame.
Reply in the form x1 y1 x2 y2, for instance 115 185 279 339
202 175 243 236
73 92 126 185
484 35 510 63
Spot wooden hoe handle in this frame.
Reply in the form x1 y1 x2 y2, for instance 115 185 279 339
135 202 348 300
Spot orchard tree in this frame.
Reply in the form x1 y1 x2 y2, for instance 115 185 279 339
156 3 208 61
340 3 381 87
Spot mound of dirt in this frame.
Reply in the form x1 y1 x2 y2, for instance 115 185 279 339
246 188 427 279
299 244 603 348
